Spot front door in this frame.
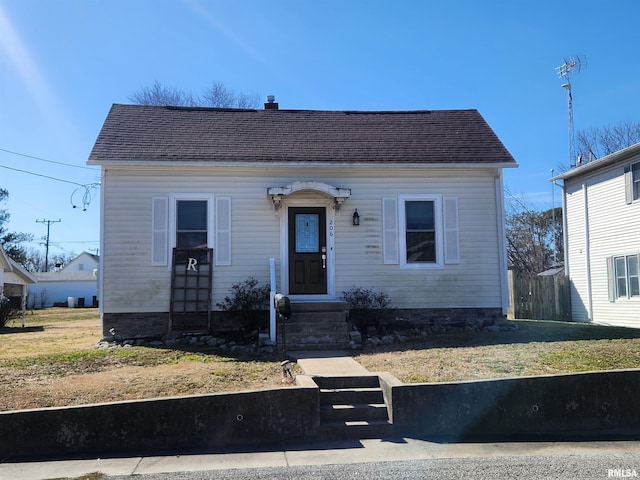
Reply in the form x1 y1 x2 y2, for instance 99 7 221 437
288 207 327 294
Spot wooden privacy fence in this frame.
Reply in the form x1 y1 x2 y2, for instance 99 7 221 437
507 270 571 321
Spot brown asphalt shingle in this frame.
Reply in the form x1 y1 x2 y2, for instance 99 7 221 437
88 104 516 165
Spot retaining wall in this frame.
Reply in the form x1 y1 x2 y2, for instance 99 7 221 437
0 378 319 459
1 370 639 459
382 369 640 440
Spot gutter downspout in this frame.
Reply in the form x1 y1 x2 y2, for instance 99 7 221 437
582 182 593 321
495 172 509 316
98 169 106 329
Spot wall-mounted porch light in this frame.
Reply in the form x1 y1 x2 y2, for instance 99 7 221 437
352 208 360 226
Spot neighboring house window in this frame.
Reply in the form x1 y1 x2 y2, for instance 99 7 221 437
383 195 458 268
608 254 640 300
624 162 640 203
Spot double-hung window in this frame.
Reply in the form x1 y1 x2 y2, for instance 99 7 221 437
176 200 208 248
608 254 640 300
404 200 437 263
151 194 231 267
383 195 459 267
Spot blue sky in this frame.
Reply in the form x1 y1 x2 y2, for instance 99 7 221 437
1 0 639 259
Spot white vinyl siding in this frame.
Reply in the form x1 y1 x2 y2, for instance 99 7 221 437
100 167 502 314
564 162 640 327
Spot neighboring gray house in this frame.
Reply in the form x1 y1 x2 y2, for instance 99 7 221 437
88 101 517 342
28 251 99 308
552 142 640 328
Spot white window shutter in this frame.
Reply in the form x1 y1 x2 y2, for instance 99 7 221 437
443 197 460 264
151 196 169 266
215 196 232 265
624 166 632 204
382 197 399 264
606 256 615 302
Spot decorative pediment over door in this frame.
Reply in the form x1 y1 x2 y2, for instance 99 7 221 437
267 181 351 214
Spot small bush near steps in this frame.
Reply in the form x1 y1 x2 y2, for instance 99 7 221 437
341 286 393 335
216 277 270 335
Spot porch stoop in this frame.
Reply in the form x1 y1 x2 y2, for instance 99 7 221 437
314 375 393 439
280 301 351 351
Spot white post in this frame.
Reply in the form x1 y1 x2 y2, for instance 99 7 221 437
269 258 276 343
21 284 27 328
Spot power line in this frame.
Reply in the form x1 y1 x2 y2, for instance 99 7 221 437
0 147 97 170
0 162 101 210
0 162 84 185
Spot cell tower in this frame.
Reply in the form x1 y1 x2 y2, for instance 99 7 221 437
556 56 586 167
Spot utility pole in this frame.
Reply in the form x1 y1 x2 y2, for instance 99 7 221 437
550 168 556 264
36 218 61 272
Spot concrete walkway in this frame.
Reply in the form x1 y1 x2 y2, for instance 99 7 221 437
289 350 371 376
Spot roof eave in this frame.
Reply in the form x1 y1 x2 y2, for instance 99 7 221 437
551 141 640 182
89 160 518 169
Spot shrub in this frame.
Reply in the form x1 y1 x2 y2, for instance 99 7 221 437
216 277 270 334
341 286 392 310
341 286 392 334
0 296 20 328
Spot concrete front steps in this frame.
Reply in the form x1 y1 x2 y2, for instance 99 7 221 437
281 301 352 351
313 375 393 439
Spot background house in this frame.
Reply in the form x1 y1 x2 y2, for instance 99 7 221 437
28 251 99 308
552 142 640 328
1 243 37 323
88 102 517 342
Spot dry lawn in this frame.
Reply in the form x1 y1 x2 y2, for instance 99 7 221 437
2 309 640 412
355 320 640 382
0 308 296 412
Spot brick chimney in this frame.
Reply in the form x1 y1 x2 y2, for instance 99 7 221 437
264 95 279 110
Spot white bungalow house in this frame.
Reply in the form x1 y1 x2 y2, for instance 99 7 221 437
1 243 37 325
88 100 517 344
552 142 640 328
28 252 99 308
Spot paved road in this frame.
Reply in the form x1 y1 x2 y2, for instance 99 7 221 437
2 438 639 480
106 455 640 480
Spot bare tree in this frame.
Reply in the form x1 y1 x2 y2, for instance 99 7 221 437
505 189 563 274
129 81 197 106
130 81 260 108
20 249 74 273
576 120 640 160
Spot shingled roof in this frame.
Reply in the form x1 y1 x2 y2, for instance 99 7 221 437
88 104 516 166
